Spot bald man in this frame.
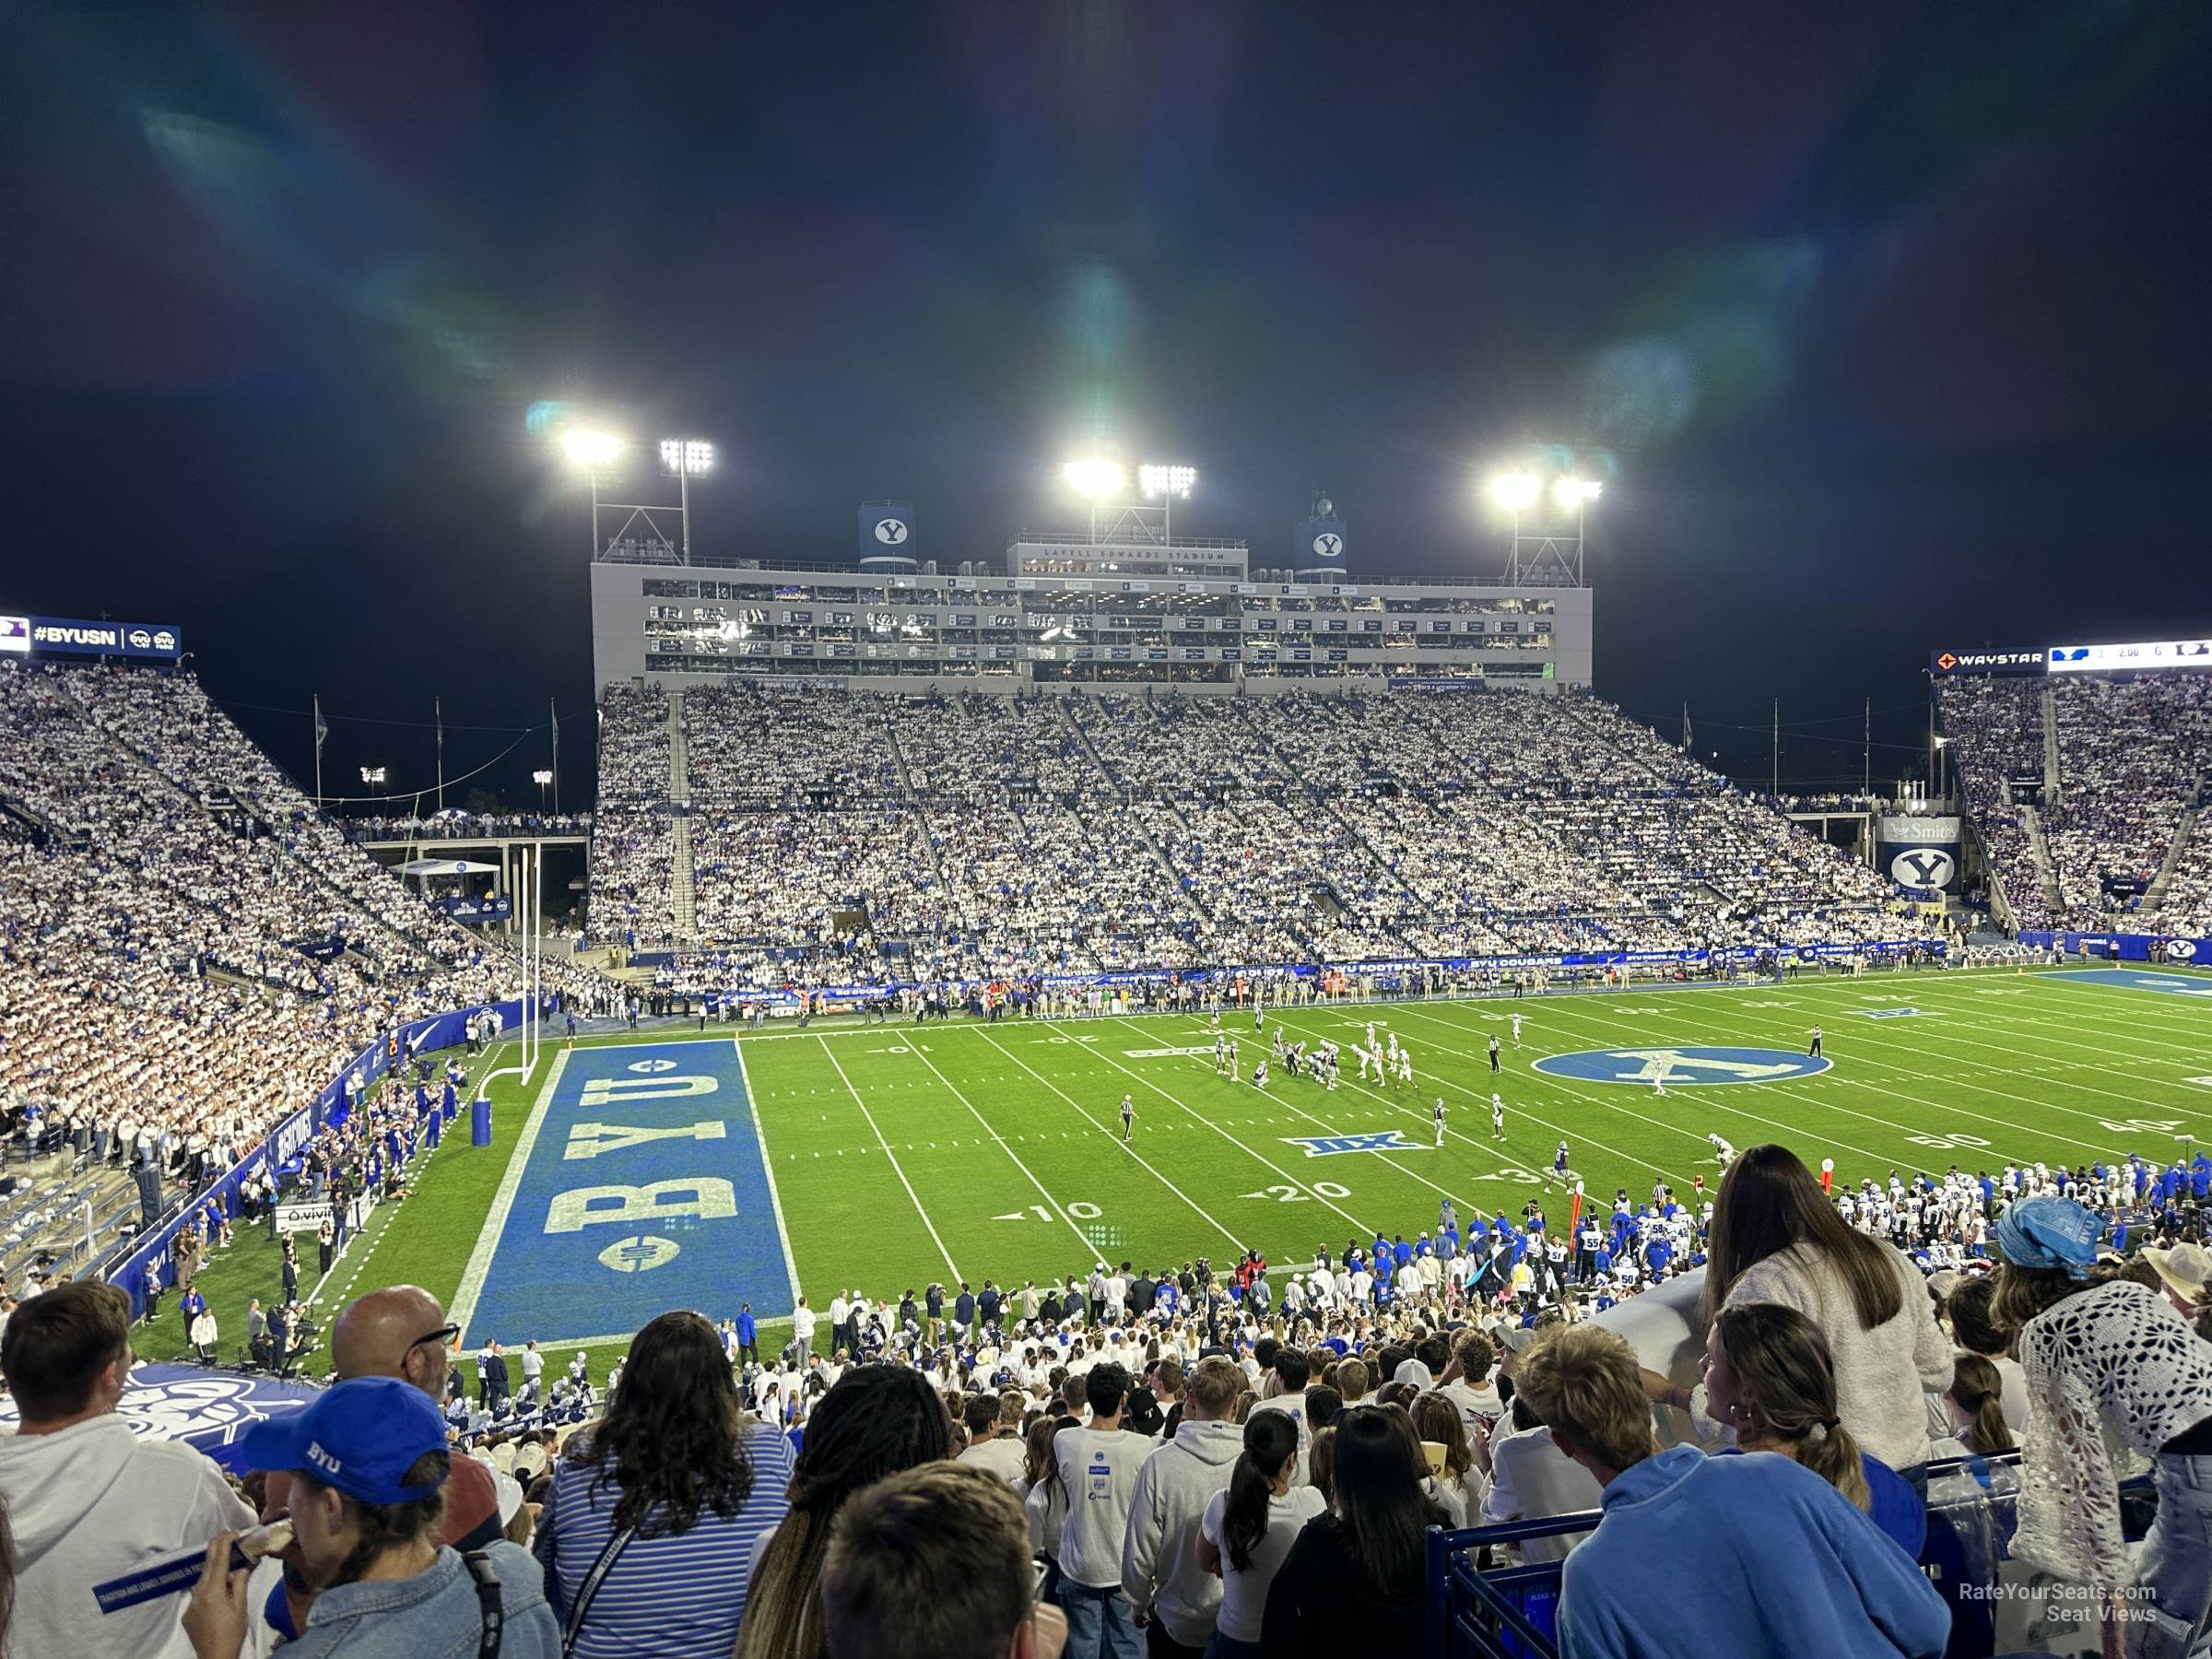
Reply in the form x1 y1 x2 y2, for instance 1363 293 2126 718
261 1286 504 1639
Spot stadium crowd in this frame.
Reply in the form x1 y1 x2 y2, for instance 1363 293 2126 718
600 683 1915 997
0 660 618 1211
1943 672 2212 935
9 1133 2210 1658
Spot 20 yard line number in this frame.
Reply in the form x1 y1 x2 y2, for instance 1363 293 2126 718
1248 1182 1353 1203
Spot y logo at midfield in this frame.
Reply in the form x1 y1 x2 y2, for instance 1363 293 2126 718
1533 1047 1832 1086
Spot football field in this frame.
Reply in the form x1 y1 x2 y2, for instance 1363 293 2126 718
373 964 2212 1353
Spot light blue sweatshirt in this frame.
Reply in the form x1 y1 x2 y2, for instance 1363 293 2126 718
1557 1445 1947 1659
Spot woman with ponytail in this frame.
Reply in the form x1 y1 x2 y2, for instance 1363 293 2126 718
1196 1411 1322 1658
1702 1300 1925 1558
1942 1356 2016 1455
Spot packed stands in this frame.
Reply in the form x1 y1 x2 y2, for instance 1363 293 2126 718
0 659 615 1281
1942 673 2212 934
614 684 1905 986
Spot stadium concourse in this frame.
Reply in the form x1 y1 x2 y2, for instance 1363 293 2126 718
6 657 2212 1659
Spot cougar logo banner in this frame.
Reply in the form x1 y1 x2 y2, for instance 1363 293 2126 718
1888 848 1957 888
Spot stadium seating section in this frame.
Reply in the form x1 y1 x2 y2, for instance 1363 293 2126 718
591 683 1900 986
0 659 613 1281
1940 674 2212 935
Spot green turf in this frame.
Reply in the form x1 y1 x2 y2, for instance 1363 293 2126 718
147 965 2212 1369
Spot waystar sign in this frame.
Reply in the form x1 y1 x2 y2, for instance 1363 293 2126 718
3 614 183 660
1928 648 2044 677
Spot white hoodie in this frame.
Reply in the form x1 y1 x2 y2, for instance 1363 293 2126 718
1119 1418 1242 1645
0 1413 257 1659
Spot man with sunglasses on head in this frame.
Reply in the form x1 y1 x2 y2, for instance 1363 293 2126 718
258 1286 506 1641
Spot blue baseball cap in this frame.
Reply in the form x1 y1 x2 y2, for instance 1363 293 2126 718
236 1376 450 1505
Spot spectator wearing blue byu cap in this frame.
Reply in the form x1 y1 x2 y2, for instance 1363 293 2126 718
1995 1194 2212 1659
183 1374 559 1659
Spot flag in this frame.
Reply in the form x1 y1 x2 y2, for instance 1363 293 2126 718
313 695 327 759
435 697 443 752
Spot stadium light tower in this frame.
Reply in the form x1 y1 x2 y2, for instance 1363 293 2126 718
1063 456 1125 546
559 428 626 560
1063 454 1195 547
658 438 715 564
532 767 554 811
359 765 387 786
1138 462 1197 545
1484 465 1601 585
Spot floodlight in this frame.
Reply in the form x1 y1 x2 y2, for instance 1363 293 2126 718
659 438 715 476
1551 477 1603 510
532 770 554 784
1487 471 1541 511
1139 463 1197 499
1063 458 1125 499
560 429 624 468
360 766 388 785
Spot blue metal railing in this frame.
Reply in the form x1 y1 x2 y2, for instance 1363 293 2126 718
1427 1453 2149 1659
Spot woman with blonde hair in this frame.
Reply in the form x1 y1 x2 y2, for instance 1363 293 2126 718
1018 1413 1068 1602
1700 1300 1924 1558
1649 1144 1951 1469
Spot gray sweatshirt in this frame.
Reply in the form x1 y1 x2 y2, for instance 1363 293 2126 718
1120 1418 1244 1645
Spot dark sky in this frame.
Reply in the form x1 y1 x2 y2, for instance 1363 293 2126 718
4 2 2209 806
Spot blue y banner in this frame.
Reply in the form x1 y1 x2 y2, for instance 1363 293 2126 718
453 1040 795 1347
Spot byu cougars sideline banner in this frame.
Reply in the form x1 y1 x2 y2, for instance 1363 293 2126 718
1877 815 1962 892
0 1362 319 1459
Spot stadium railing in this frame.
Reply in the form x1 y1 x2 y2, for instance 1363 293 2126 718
1425 1453 2151 1659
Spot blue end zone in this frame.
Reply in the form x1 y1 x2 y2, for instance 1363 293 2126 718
2044 969 2212 999
466 1041 794 1345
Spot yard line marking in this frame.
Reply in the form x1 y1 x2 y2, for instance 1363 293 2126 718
733 1039 802 1311
1381 1002 1917 1172
452 1047 570 1344
1533 991 2211 1154
1070 1023 1377 1233
900 1043 1100 1260
1515 995 2110 1165
817 1038 962 1281
976 1029 1249 1255
1106 1018 1504 1216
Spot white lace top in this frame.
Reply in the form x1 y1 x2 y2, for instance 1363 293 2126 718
2017 1278 2212 1589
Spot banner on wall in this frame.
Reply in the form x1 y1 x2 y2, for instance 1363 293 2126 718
1876 814 1963 892
0 615 183 660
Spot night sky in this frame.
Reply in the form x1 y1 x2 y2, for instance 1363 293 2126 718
4 2 2209 806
